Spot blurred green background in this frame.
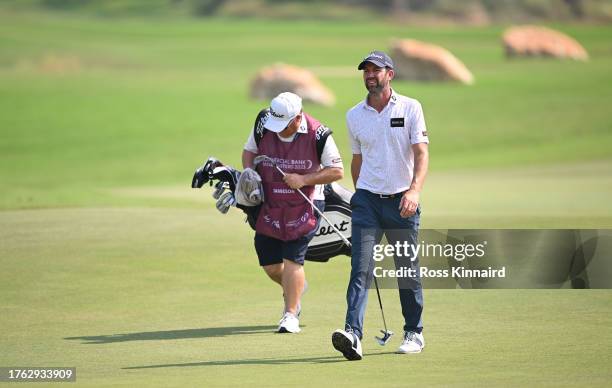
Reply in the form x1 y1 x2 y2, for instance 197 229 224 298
1 0 611 227
1 1 611 387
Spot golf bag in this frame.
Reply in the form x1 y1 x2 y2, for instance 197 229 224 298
192 157 352 262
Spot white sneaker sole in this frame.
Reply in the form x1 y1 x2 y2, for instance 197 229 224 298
277 326 301 334
396 347 422 354
332 331 362 361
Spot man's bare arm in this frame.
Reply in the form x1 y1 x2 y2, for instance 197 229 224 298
399 143 429 218
242 150 257 169
409 143 429 194
283 167 343 190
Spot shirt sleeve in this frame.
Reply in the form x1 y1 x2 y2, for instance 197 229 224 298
244 131 258 153
320 135 343 168
409 102 429 145
347 114 361 154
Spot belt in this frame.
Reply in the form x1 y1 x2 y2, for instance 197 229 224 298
377 191 406 199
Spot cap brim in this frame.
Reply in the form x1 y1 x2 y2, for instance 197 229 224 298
264 114 292 133
357 59 389 70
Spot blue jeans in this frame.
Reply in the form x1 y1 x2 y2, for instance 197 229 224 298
345 189 423 339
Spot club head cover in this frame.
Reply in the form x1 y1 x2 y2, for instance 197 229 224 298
212 166 240 193
191 157 223 188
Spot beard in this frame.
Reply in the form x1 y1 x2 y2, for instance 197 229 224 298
365 78 385 94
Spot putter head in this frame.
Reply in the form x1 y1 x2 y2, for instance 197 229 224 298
375 330 394 346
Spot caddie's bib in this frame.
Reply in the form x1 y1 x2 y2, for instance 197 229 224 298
255 113 321 241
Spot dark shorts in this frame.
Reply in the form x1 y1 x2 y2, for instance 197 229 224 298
255 200 325 267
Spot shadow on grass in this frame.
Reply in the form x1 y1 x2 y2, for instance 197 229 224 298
123 352 397 368
64 325 279 344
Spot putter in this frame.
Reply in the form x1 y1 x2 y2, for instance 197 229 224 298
254 154 394 346
373 276 394 345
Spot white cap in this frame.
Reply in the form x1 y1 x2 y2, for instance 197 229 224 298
265 92 302 133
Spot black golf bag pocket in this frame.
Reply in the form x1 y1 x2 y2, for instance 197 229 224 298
237 204 261 230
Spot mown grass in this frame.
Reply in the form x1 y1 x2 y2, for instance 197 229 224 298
1 207 611 386
1 11 611 209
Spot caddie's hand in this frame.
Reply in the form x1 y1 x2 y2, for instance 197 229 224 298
283 173 306 190
399 189 419 218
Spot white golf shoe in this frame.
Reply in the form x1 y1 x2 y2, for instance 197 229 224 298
397 331 425 354
278 312 301 333
332 329 362 361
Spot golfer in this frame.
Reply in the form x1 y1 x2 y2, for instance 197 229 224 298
332 51 429 359
242 92 343 333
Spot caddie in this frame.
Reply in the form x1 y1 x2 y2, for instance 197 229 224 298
242 92 344 333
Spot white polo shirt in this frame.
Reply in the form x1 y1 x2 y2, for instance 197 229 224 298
244 117 343 200
347 89 429 195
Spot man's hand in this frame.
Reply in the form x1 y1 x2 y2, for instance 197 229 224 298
399 189 419 218
283 173 306 190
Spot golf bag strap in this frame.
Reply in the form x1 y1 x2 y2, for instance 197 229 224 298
253 108 331 161
253 108 269 148
314 124 332 162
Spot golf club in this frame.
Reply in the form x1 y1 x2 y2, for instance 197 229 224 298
215 191 236 214
253 154 393 346
212 181 229 200
373 275 393 345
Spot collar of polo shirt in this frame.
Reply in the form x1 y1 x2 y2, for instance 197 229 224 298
296 115 308 134
363 88 399 111
276 113 308 142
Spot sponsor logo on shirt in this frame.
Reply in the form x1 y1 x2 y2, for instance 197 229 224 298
263 215 281 230
259 157 314 170
390 117 404 127
272 188 295 195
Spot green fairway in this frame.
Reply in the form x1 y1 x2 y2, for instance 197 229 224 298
1 207 612 386
1 8 612 387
